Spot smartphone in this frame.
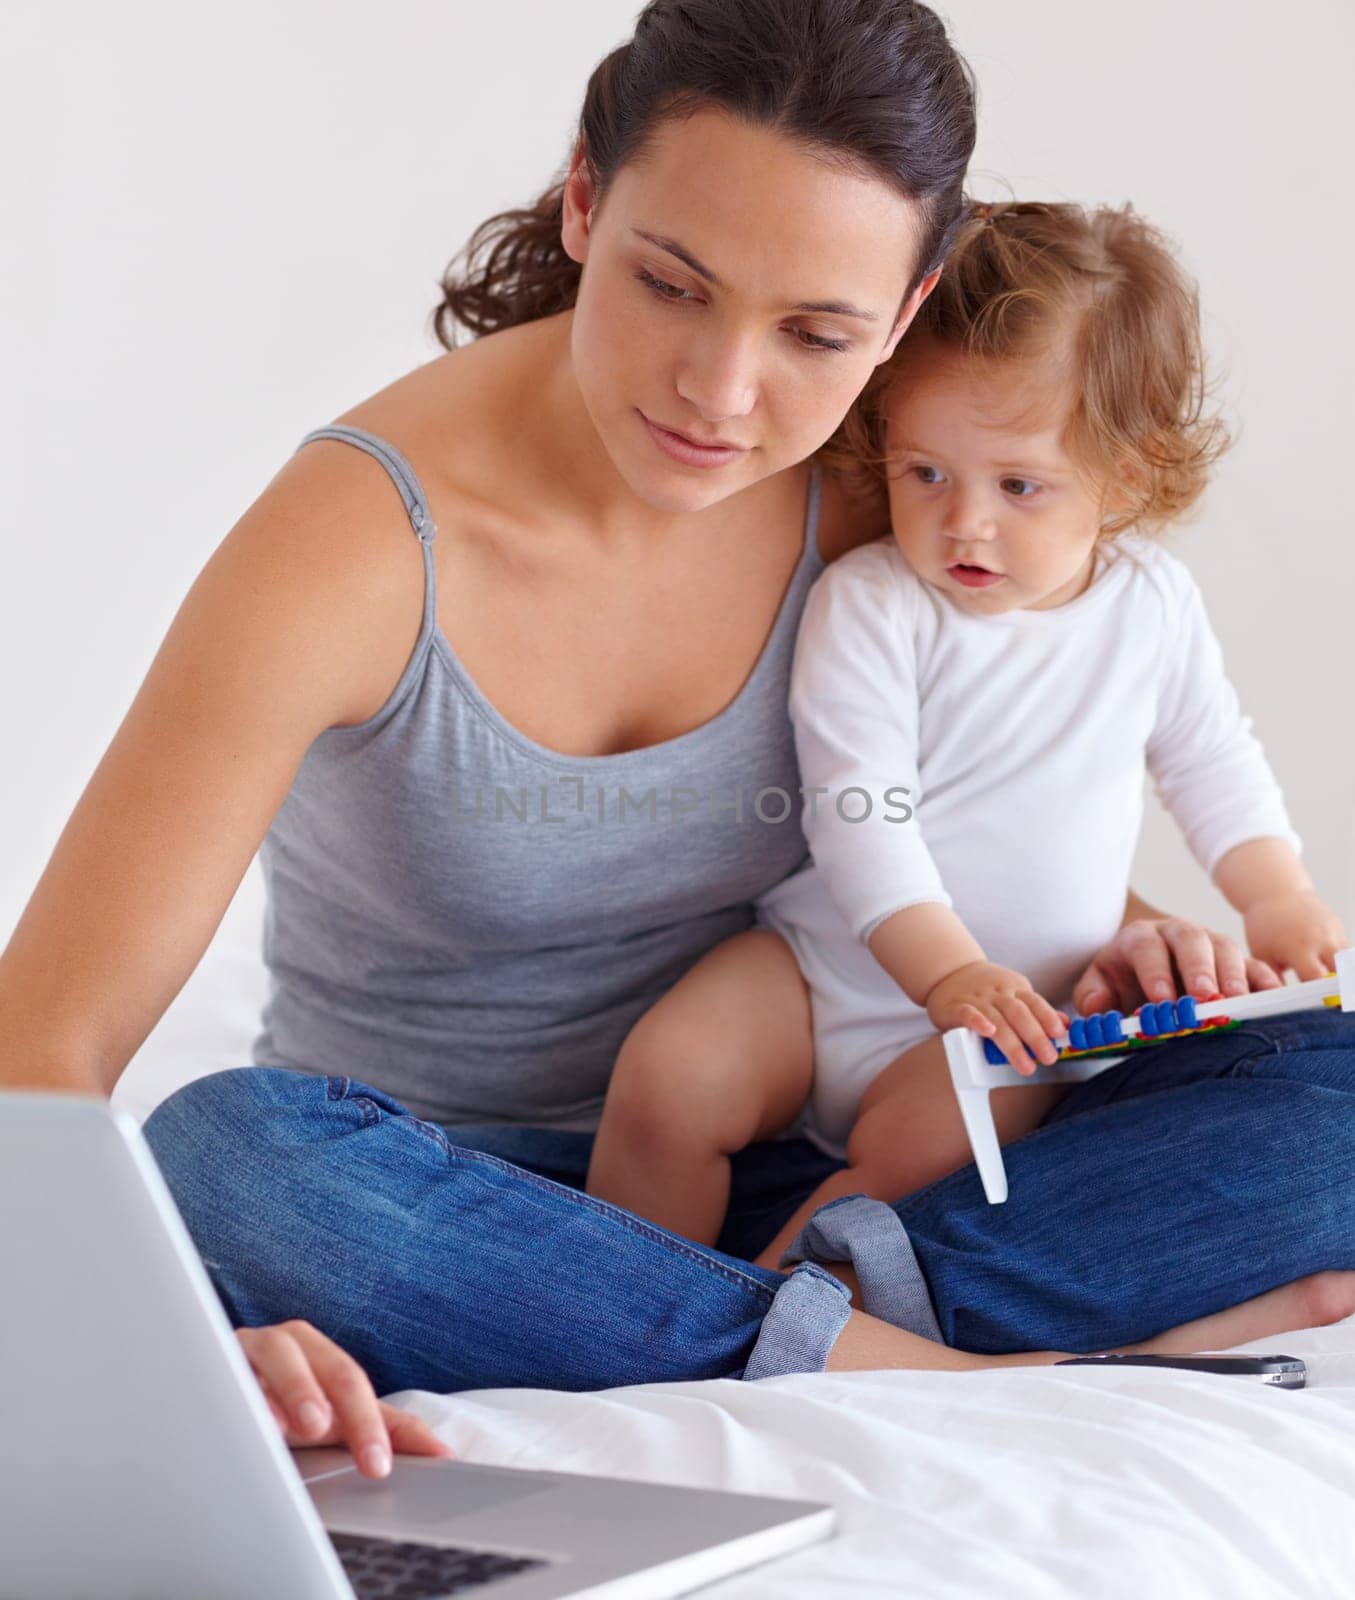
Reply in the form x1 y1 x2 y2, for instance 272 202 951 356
1055 1353 1306 1389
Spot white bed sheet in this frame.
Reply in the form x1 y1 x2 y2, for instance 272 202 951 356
114 862 1355 1596
392 1339 1355 1599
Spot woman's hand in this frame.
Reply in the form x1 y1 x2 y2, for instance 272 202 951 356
1071 916 1281 1016
236 1320 455 1479
925 960 1068 1071
1243 891 1349 983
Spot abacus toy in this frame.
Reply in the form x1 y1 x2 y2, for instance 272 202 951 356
944 948 1355 1203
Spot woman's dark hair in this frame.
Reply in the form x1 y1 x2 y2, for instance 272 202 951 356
434 0 977 346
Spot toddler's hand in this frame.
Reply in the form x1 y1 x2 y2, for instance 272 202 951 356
925 961 1068 1074
1243 892 1349 983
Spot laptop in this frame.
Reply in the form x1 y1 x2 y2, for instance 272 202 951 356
0 1092 835 1599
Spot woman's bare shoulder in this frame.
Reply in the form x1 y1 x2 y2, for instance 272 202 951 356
815 466 892 564
221 404 449 730
228 328 535 733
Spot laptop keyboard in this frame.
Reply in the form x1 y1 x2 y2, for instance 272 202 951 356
330 1530 550 1596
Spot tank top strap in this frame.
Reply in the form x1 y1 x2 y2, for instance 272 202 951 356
295 424 438 547
803 460 825 573
295 423 439 658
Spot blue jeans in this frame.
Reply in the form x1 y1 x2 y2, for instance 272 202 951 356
141 1009 1355 1392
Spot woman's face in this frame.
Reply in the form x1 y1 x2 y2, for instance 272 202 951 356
563 107 935 514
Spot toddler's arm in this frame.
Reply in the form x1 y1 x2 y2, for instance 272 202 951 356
785 551 949 939
785 555 1067 1068
868 900 1067 1071
1214 837 1348 980
1145 555 1346 978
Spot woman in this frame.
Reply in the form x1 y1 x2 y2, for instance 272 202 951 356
4 0 1352 1485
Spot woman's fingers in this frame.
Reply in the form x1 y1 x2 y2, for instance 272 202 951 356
378 1400 456 1461
237 1320 452 1479
1163 924 1292 999
1194 929 1249 997
1072 944 1141 1016
1068 955 1111 1015
1074 917 1311 1036
1154 919 1223 998
288 1323 401 1478
1119 919 1180 1004
1076 918 1285 1019
238 1323 336 1446
255 1374 294 1436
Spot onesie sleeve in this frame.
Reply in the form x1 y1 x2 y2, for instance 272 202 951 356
1146 554 1301 875
787 547 952 941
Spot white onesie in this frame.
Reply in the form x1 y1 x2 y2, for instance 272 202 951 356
755 534 1300 1157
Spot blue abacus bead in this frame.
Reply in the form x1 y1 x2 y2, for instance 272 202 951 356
1068 1018 1088 1051
983 1038 1008 1066
1139 1003 1160 1037
1176 995 1199 1029
1154 999 1177 1033
1085 1013 1105 1048
1103 1009 1125 1043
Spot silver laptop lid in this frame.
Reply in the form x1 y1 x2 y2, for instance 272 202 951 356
0 1091 355 1600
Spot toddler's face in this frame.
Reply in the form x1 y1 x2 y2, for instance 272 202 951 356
881 341 1107 614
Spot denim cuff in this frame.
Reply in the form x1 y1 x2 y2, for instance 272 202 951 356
741 1261 853 1380
780 1193 944 1344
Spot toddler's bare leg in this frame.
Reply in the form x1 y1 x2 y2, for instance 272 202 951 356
586 929 813 1246
753 1034 1066 1270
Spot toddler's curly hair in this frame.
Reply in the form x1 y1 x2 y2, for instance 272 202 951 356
821 200 1231 536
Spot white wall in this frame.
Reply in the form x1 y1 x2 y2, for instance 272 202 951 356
5 0 1353 981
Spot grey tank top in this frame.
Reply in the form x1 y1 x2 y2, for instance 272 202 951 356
252 424 826 1130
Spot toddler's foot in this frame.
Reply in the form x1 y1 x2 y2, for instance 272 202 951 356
1122 1271 1355 1355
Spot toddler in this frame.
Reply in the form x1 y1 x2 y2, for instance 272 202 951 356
585 201 1348 1270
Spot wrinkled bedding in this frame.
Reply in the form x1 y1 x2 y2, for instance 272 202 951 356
386 1334 1355 1597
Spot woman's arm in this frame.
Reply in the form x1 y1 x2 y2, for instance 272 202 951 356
0 443 423 1095
2 441 520 1477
